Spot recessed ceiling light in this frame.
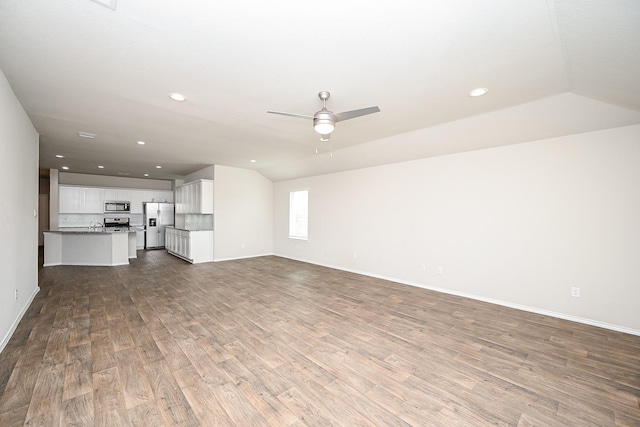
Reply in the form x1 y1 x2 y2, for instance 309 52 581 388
468 87 488 97
168 93 187 102
77 131 97 139
144 173 149 177
250 159 257 163
62 166 69 170
98 165 105 169
137 141 146 145
155 165 162 169
55 154 65 158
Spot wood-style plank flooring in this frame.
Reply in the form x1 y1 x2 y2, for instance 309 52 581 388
1 250 639 426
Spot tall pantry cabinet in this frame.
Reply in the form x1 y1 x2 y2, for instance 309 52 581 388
167 179 214 263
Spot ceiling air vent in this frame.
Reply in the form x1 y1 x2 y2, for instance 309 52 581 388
90 0 117 10
77 131 97 139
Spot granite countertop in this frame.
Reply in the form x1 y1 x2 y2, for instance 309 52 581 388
168 226 213 232
46 227 136 234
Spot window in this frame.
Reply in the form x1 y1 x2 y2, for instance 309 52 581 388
289 189 308 240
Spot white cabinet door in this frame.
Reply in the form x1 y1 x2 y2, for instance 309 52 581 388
83 188 104 213
59 186 84 213
151 190 173 203
103 189 118 201
136 230 144 249
186 183 195 213
131 190 145 214
175 179 213 214
198 180 214 214
165 228 174 253
117 189 132 203
182 233 191 259
177 186 185 213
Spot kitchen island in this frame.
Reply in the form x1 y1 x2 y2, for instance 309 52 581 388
43 228 137 267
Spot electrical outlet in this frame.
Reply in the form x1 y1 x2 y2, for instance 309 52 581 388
353 253 358 260
420 264 426 271
14 289 18 301
437 266 443 274
571 287 580 297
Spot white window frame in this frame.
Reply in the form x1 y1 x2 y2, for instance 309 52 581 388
289 189 308 240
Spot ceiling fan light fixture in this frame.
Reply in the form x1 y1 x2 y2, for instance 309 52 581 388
313 116 335 135
314 122 334 135
319 134 331 142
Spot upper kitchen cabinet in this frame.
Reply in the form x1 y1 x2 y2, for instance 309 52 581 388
104 188 132 202
103 188 118 201
59 186 104 213
152 190 173 203
176 179 213 214
130 190 146 214
84 187 104 213
59 186 84 213
117 189 133 204
131 190 174 214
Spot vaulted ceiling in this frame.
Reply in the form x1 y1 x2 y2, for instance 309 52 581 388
1 0 639 181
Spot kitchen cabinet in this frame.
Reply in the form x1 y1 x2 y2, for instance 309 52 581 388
175 186 184 214
59 186 84 213
175 179 213 214
103 189 118 201
136 229 144 249
59 186 104 214
166 227 213 264
130 190 173 214
152 190 173 203
60 185 173 215
130 190 145 214
84 187 104 213
117 189 132 203
103 188 132 202
175 186 183 213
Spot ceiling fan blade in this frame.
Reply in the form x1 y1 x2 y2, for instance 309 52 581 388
333 106 380 122
267 110 314 120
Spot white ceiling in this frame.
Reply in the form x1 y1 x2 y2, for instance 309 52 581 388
1 0 639 182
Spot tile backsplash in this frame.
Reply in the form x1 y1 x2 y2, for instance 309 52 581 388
183 214 213 231
59 214 104 227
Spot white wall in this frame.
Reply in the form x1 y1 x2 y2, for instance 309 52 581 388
0 70 40 352
214 165 273 261
185 165 215 181
59 171 173 190
274 124 640 334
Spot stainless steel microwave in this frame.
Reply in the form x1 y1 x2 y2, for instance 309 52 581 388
104 201 130 213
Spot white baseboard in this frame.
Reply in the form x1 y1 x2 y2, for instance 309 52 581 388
274 253 640 337
0 286 40 354
214 252 274 263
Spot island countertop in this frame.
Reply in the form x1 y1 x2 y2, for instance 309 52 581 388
48 227 136 234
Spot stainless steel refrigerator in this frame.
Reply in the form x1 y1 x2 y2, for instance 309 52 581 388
144 202 174 249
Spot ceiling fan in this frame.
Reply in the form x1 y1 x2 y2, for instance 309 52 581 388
267 91 380 141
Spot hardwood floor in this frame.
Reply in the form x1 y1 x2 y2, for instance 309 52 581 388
1 250 639 426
